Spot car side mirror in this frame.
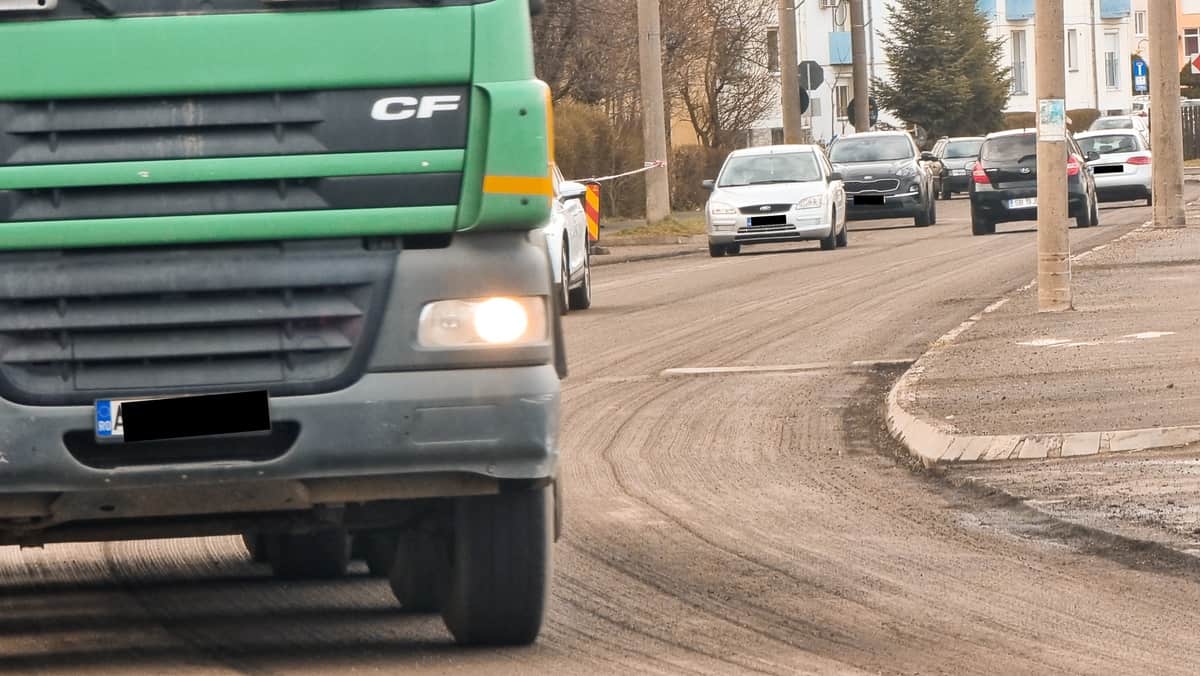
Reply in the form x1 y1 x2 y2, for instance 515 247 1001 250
920 152 936 162
702 179 715 191
829 172 843 182
559 182 587 203
1084 150 1101 163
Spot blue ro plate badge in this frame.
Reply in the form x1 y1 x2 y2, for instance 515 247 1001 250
95 391 271 444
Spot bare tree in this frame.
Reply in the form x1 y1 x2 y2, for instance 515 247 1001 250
663 0 777 149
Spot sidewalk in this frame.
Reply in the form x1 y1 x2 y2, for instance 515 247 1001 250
591 237 705 267
889 223 1200 465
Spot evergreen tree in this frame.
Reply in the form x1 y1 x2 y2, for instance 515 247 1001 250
872 0 1011 140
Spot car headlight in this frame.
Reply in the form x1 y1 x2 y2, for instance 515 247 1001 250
896 164 918 177
792 195 825 209
708 201 738 216
418 296 548 348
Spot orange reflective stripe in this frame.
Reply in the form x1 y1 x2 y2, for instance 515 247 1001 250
482 175 555 197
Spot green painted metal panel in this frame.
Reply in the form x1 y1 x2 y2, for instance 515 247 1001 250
0 150 465 190
0 9 473 100
0 207 457 250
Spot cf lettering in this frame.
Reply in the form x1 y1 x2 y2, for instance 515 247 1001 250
370 95 462 121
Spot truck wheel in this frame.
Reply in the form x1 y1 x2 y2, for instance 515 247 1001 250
266 528 351 580
441 486 552 645
389 531 448 613
360 532 399 578
567 251 592 310
242 532 269 564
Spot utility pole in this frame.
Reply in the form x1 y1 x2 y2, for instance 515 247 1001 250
778 0 803 143
848 0 870 132
1149 1 1187 228
636 0 671 223
1035 0 1071 311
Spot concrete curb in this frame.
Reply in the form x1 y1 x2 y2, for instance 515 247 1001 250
591 244 704 267
885 220 1200 466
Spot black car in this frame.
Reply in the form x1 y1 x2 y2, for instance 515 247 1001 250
968 129 1100 236
933 136 984 200
828 131 936 227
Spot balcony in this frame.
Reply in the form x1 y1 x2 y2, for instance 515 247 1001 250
1006 0 1033 21
830 31 852 65
1099 0 1130 19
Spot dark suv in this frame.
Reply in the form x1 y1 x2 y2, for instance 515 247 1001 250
828 131 936 227
968 129 1100 236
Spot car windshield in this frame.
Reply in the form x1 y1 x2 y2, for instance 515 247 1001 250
1092 118 1133 130
828 136 913 163
1078 134 1140 156
717 152 822 187
944 140 983 159
981 134 1036 162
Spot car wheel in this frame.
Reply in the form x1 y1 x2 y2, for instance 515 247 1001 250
266 528 352 580
941 185 952 200
819 224 837 250
441 486 552 646
708 243 725 258
558 247 571 314
1090 196 1100 226
971 207 995 236
242 532 269 564
928 195 937 225
361 532 399 578
914 196 931 227
835 216 848 248
567 249 592 311
726 244 741 255
1075 202 1092 228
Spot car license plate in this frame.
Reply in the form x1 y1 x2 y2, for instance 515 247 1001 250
1093 165 1123 174
95 390 271 443
750 215 787 226
1007 198 1037 209
854 195 885 206
950 169 966 176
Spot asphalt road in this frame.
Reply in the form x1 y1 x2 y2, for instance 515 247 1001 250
5 197 1200 675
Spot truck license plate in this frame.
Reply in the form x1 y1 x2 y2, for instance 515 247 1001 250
1007 198 1037 209
95 390 271 443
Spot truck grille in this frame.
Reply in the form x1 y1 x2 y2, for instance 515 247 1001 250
845 179 900 194
0 239 395 405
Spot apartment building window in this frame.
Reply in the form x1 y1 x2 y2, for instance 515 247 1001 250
1010 30 1028 95
1187 29 1200 58
1134 10 1146 36
1066 29 1078 72
1104 31 1120 90
766 27 779 73
835 85 849 119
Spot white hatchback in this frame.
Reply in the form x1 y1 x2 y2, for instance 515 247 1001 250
703 145 847 257
1076 130 1152 206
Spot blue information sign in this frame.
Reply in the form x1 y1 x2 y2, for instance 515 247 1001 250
1132 57 1148 94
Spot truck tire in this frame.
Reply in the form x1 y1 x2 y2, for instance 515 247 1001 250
441 486 552 645
360 532 399 578
266 528 351 580
389 531 448 613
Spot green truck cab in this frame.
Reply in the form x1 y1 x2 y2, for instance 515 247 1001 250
0 0 561 645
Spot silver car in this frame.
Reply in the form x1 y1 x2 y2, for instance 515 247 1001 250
702 145 847 257
1076 130 1152 207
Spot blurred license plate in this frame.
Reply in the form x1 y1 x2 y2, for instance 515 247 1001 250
1093 165 1123 174
950 169 966 176
1007 198 1037 209
95 390 270 443
750 215 787 226
854 195 885 206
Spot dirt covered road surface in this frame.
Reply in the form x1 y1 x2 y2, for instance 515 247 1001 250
4 199 1200 675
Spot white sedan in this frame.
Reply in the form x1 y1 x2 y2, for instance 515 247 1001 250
544 165 592 314
702 144 847 257
1076 130 1152 206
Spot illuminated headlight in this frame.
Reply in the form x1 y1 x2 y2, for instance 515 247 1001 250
708 201 738 216
792 195 825 210
418 297 547 348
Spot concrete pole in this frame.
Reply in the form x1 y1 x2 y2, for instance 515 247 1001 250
777 0 803 143
1035 0 1072 312
1149 1 1187 228
636 0 671 223
848 0 870 132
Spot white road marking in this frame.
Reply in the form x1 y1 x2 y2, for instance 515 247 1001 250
1123 331 1176 340
661 358 915 377
1016 338 1072 347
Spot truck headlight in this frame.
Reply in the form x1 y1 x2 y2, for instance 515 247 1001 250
792 195 824 209
418 297 548 348
708 201 738 216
